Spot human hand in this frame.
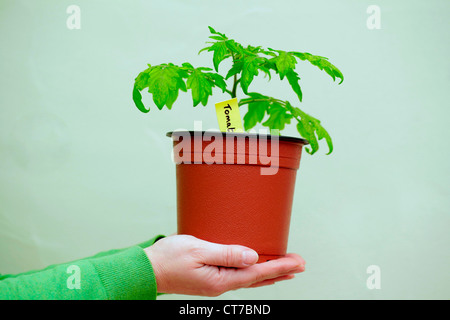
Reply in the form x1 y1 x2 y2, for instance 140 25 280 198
144 234 305 296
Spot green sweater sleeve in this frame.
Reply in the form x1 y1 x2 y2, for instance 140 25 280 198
0 235 165 300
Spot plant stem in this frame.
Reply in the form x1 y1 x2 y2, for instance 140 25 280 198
238 97 286 106
229 51 240 98
231 76 240 98
224 88 233 96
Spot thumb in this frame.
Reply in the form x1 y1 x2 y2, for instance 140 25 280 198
199 242 259 268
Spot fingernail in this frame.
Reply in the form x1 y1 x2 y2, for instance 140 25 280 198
297 257 306 266
289 264 305 273
242 250 259 266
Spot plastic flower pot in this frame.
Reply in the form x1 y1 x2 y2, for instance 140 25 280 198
167 130 308 263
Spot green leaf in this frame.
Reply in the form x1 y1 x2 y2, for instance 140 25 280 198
225 61 243 80
186 69 214 107
132 63 188 111
225 40 242 55
240 55 264 94
285 69 303 102
183 63 227 104
181 62 194 69
199 27 240 72
270 50 297 79
288 102 333 155
134 68 151 91
259 49 277 57
262 102 292 131
132 85 149 113
208 35 226 41
207 73 227 93
148 64 188 109
199 39 239 72
265 49 302 100
210 41 230 72
242 99 270 131
291 52 344 84
208 26 227 39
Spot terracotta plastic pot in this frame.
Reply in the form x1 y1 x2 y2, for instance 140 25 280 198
167 131 308 263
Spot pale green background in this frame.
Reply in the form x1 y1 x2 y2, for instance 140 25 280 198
0 0 449 299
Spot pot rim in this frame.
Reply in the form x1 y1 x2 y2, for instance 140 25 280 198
166 130 309 145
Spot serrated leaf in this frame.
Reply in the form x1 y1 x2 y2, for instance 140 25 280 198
291 52 344 84
297 121 318 155
260 58 277 77
262 103 292 131
225 61 243 80
260 49 277 57
165 88 179 110
207 73 227 93
134 68 151 91
270 50 297 79
207 26 227 39
257 64 272 80
199 40 240 72
225 40 242 55
133 63 187 111
288 103 333 155
199 27 240 71
245 45 263 54
243 99 270 131
240 55 264 94
209 41 230 71
186 69 214 107
148 64 188 109
285 69 302 102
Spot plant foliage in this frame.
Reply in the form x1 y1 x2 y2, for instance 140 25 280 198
132 26 344 155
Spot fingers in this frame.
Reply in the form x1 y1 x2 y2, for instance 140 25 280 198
220 253 305 290
247 274 296 288
198 241 259 268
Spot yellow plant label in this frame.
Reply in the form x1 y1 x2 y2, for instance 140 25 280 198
215 98 244 133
